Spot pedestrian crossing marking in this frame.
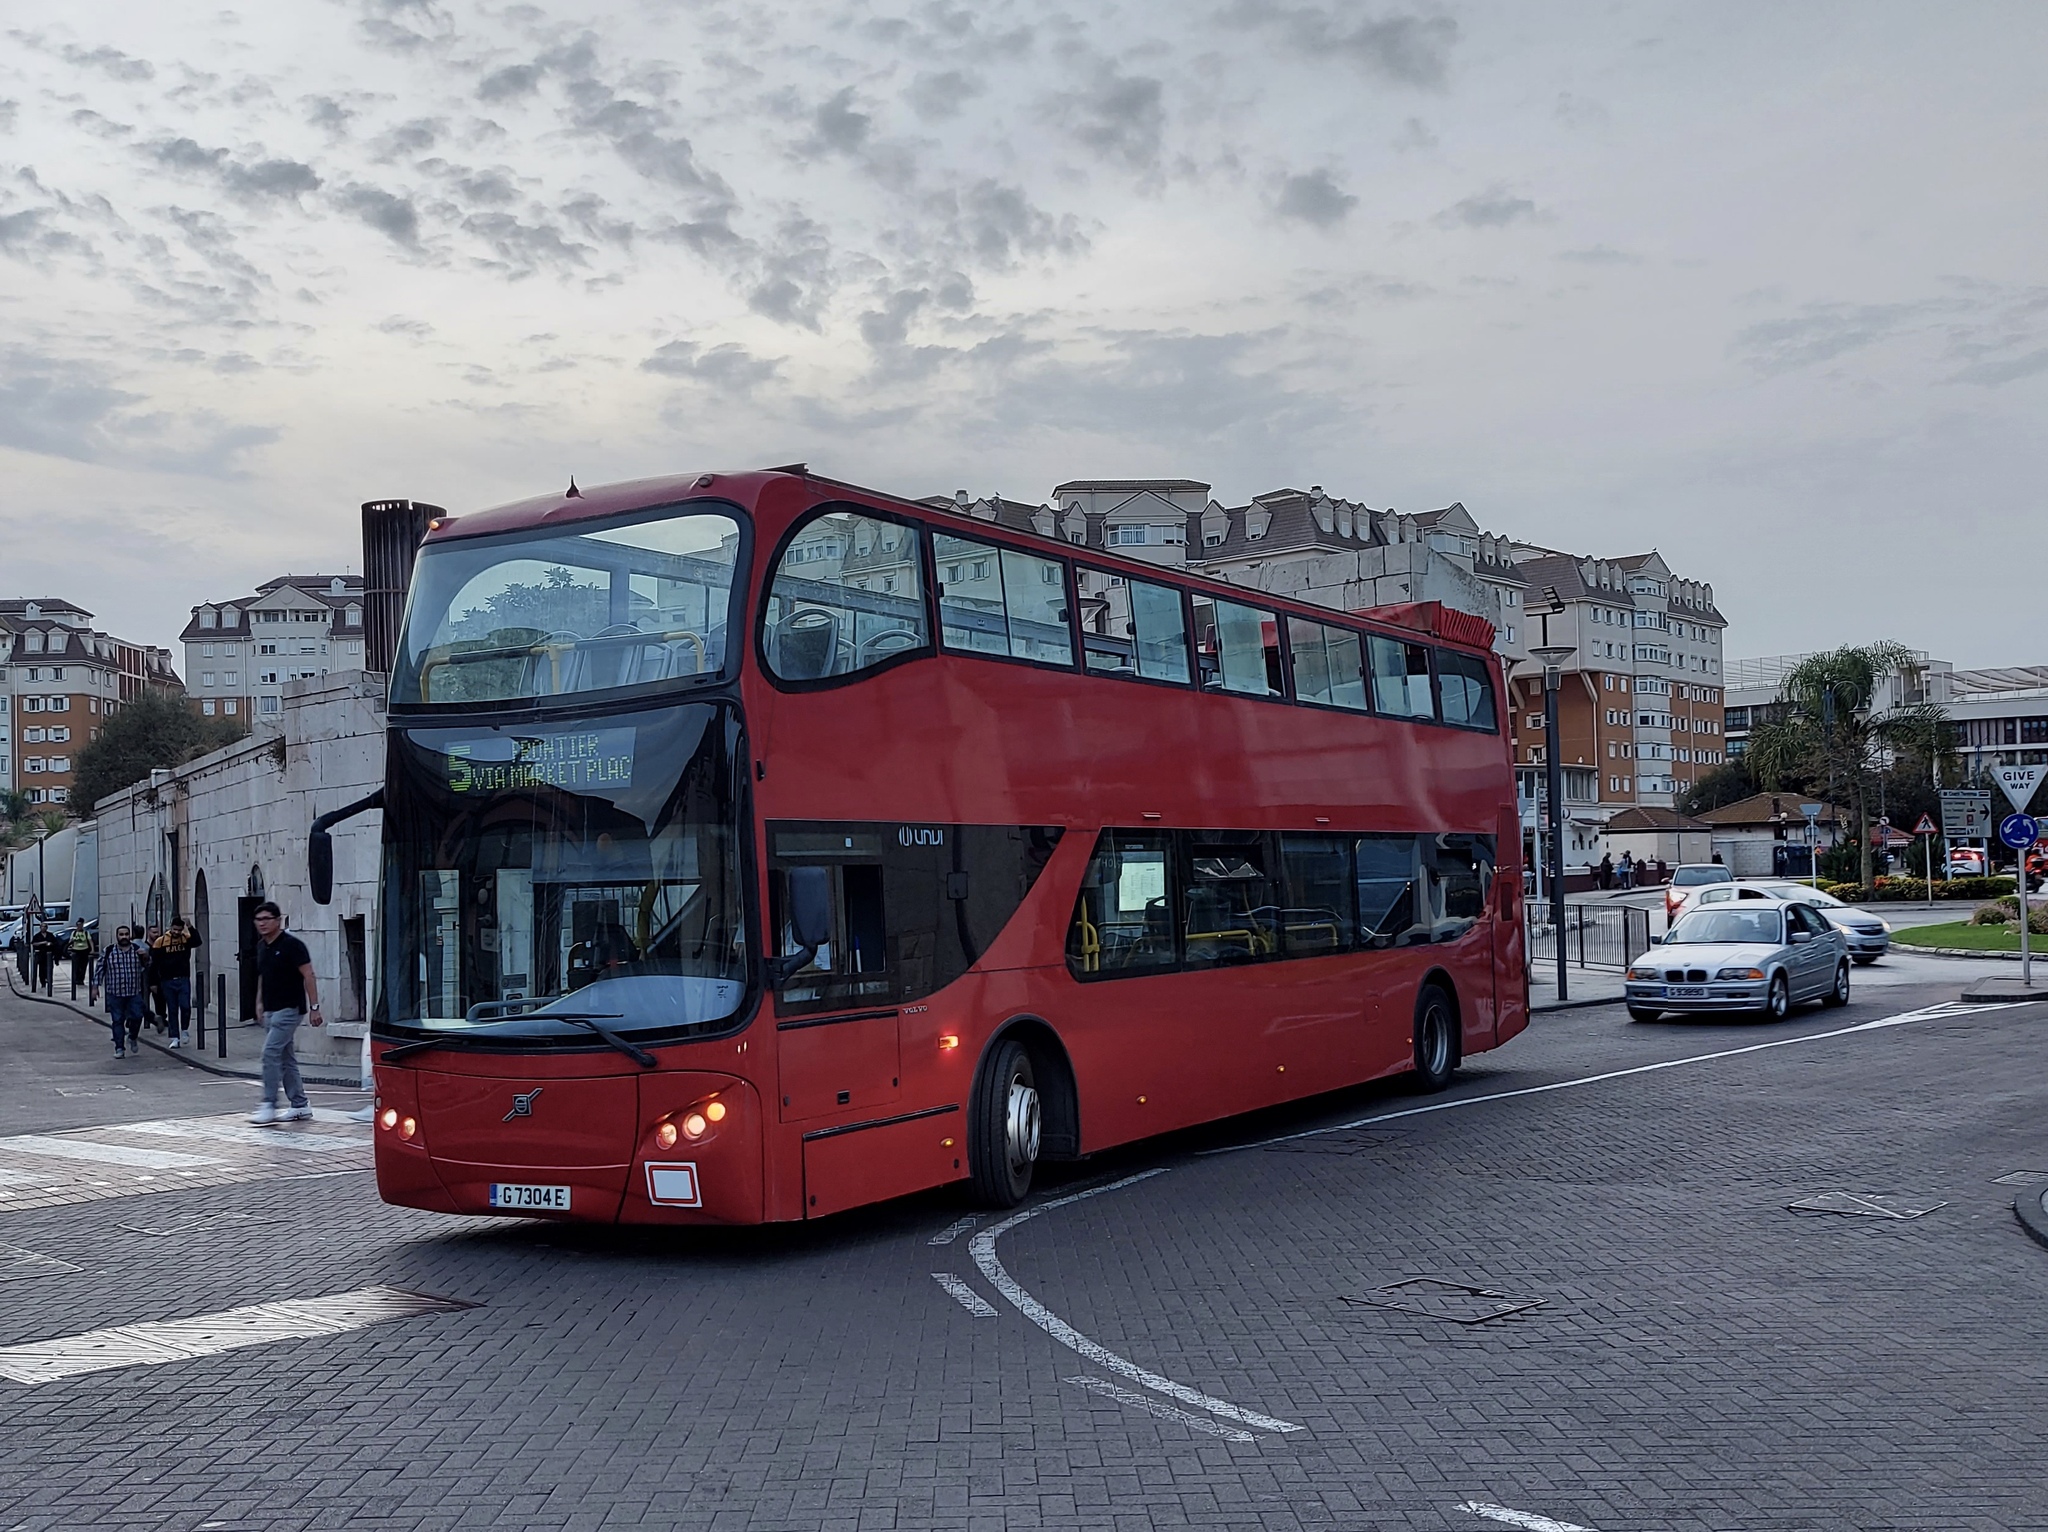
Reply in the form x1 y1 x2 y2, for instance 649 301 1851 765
0 1114 371 1214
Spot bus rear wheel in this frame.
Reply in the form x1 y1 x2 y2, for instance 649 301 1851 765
1412 985 1457 1092
970 1039 1040 1208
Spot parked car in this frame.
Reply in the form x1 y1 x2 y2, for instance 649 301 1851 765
1663 862 1733 920
1673 880 1891 964
1947 847 1988 878
1625 897 1851 1022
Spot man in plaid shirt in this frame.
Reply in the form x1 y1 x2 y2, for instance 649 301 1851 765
96 927 150 1059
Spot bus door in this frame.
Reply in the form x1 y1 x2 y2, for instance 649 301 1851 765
1492 805 1523 1045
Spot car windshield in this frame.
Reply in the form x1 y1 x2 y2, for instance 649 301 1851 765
1672 866 1732 887
375 702 749 1042
393 507 742 705
1668 907 1784 946
1759 882 1841 905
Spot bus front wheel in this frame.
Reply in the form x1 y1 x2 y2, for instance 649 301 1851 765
1413 985 1457 1092
970 1039 1040 1207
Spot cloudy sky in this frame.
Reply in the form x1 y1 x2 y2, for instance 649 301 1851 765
3 1 2044 667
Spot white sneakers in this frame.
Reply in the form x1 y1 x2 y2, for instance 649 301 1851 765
250 1104 278 1125
251 1103 314 1125
282 1105 314 1121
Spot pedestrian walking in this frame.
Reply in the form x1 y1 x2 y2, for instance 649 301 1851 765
95 927 150 1058
66 920 93 998
1597 852 1613 891
1618 850 1634 890
250 902 323 1125
31 923 59 992
141 924 165 1031
151 919 201 1050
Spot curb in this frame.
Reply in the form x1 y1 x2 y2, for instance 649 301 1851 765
1532 994 1627 1014
1892 944 2032 961
4 971 363 1089
2016 1186 2048 1253
1959 982 2048 1005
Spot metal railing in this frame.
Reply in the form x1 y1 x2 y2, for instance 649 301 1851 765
1525 901 1654 973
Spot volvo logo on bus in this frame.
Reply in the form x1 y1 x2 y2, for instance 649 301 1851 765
503 1088 544 1122
898 826 945 847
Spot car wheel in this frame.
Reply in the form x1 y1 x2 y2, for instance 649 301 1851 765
1762 972 1790 1021
1626 1006 1661 1023
1412 984 1456 1091
968 1039 1039 1208
1823 961 1850 1008
1851 955 1878 966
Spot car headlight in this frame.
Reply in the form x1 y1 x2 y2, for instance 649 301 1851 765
1626 965 1659 980
1877 919 1891 933
1716 967 1765 980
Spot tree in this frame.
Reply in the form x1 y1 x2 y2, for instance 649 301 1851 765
1744 642 1953 887
1678 760 1757 816
70 690 248 814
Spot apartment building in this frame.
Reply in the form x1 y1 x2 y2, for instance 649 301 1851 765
0 598 183 808
182 574 366 725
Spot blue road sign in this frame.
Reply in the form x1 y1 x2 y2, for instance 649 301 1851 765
1998 813 2040 850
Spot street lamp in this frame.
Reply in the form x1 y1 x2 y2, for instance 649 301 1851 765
1531 640 1577 1002
32 823 50 995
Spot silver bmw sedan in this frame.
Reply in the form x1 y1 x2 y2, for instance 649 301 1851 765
1624 897 1851 1022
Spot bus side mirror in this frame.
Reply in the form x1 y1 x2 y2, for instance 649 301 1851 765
787 865 832 950
309 828 334 906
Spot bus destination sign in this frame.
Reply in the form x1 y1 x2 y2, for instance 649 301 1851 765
447 728 636 795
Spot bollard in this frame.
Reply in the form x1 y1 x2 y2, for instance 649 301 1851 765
194 977 206 1051
217 972 229 1059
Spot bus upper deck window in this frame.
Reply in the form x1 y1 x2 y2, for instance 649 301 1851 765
1367 635 1436 720
935 534 1074 668
1436 649 1498 731
1192 595 1281 698
763 511 930 682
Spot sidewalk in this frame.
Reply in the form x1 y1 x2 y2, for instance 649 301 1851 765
1529 965 1627 1012
2 967 364 1088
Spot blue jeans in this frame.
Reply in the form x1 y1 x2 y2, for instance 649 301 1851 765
107 993 143 1051
261 1009 308 1109
161 977 191 1038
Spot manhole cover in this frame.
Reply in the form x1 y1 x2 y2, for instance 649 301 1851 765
0 1241 82 1282
1991 1170 2048 1187
1787 1192 1946 1220
1341 1277 1545 1325
53 1085 135 1098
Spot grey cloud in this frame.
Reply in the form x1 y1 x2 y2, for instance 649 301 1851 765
0 101 15 133
70 109 132 139
0 347 279 477
306 96 353 135
1554 91 1610 131
223 158 321 201
1560 244 1640 264
478 64 543 101
151 137 226 173
0 206 92 265
859 288 929 349
1434 184 1539 228
377 315 433 337
811 88 871 155
356 0 455 55
906 70 979 121
453 169 519 206
380 118 446 156
1732 301 1936 374
1950 348 2048 387
1224 5 1459 88
58 43 155 81
333 182 421 245
641 339 781 392
1392 116 1437 151
559 193 635 249
1057 66 1166 173
943 179 1085 266
1275 168 1357 228
747 215 834 329
462 211 589 274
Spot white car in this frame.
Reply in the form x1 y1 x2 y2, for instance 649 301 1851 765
1626 897 1853 1021
1673 879 1891 963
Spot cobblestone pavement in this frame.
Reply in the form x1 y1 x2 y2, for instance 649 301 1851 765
0 967 2042 1531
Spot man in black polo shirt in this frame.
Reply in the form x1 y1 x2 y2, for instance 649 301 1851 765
250 901 324 1126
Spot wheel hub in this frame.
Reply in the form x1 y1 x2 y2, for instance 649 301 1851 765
1005 1081 1041 1172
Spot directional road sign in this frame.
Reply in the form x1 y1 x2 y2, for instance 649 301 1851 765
1995 763 2044 813
1940 790 1993 840
1999 813 2040 850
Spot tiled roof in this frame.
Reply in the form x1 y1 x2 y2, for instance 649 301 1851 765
1051 479 1208 494
1693 792 1848 828
1602 806 1712 831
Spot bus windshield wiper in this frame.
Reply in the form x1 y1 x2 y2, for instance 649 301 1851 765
382 1012 655 1067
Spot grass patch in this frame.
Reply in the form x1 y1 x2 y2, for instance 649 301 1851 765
1892 921 2028 952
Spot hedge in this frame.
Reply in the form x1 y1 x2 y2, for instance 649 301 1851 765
1817 876 2016 903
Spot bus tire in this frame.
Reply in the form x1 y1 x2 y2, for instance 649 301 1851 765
969 1039 1040 1208
1412 984 1456 1092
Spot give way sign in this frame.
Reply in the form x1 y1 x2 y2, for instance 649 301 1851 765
1994 763 2044 813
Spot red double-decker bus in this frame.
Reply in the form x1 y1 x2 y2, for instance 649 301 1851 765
354 468 1526 1223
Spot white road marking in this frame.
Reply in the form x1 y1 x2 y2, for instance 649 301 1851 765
1064 1375 1258 1442
930 1273 998 1317
0 1286 466 1385
113 1119 360 1154
1457 1501 1596 1531
927 1215 979 1246
0 1135 219 1171
1210 1002 2020 1156
970 1170 1305 1433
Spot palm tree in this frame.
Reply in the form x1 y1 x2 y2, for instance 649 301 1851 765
1745 642 1955 886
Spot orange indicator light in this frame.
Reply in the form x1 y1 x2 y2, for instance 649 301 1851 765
378 1108 398 1131
655 1122 679 1150
705 1101 727 1123
398 1116 417 1140
939 1035 960 1051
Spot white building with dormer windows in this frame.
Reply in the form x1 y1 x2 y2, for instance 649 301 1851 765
181 574 367 727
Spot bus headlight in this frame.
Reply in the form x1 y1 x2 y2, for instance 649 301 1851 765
655 1094 728 1151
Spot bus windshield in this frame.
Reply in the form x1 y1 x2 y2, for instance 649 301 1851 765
392 507 742 705
374 702 749 1042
